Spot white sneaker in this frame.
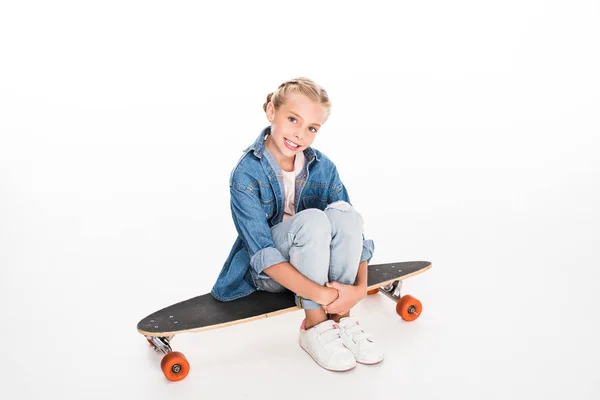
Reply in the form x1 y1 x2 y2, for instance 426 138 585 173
337 316 384 365
299 319 356 372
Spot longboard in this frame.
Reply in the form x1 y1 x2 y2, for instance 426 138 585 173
138 260 431 381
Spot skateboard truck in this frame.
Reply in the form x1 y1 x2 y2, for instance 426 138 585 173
379 280 403 301
147 336 172 355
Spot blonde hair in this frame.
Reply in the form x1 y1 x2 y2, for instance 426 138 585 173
262 77 332 123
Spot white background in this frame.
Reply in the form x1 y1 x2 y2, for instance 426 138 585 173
1 1 599 398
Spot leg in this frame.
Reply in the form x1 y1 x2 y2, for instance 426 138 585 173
325 201 364 285
322 202 384 365
324 201 364 322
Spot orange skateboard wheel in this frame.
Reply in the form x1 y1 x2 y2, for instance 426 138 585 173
367 289 379 295
161 351 190 381
396 295 422 321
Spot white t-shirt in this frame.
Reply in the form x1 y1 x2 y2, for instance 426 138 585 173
282 151 305 221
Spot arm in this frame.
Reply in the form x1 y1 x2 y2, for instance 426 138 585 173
264 262 338 305
354 260 368 292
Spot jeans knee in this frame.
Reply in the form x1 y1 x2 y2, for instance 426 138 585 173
325 201 364 232
294 208 331 238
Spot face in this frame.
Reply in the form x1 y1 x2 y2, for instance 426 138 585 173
265 92 327 161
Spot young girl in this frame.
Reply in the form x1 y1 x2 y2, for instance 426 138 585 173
211 77 383 371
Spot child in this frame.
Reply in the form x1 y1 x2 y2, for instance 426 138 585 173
211 77 382 371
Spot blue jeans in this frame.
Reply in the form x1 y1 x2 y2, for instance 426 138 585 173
249 201 364 310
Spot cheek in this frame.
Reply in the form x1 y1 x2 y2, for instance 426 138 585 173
272 128 284 141
273 119 288 133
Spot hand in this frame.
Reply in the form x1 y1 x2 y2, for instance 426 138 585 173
320 286 339 306
322 282 366 315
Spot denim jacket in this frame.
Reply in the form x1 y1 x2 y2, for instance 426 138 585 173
210 126 375 302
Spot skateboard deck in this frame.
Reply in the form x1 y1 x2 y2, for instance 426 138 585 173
137 261 431 336
138 260 431 381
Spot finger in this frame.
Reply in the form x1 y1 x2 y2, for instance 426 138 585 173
327 281 341 289
326 298 341 309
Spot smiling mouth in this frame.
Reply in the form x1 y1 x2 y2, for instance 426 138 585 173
284 138 300 148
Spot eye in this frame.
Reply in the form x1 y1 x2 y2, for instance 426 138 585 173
288 117 297 123
309 127 317 133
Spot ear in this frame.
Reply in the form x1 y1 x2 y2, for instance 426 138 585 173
266 102 275 122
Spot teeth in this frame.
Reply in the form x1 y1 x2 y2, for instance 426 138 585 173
285 139 299 148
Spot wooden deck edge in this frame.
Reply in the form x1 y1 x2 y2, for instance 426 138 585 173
370 262 432 290
138 305 302 337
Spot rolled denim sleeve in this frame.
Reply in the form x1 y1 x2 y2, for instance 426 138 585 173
359 238 375 263
230 183 287 276
327 166 376 264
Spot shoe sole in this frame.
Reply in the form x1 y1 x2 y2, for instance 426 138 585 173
299 341 356 372
356 358 384 365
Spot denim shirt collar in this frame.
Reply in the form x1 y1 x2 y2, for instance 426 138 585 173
244 126 320 163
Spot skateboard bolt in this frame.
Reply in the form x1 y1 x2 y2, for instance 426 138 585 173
408 305 416 314
172 364 181 374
